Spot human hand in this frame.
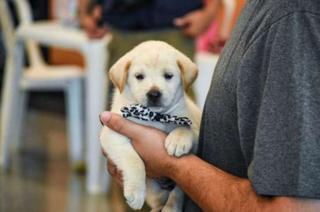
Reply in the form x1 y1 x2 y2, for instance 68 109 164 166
79 6 108 39
102 149 124 188
174 9 214 37
209 37 227 54
100 112 176 179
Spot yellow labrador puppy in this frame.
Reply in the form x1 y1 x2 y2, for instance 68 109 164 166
100 41 201 212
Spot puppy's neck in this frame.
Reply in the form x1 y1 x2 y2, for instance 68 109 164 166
163 93 188 115
163 97 184 114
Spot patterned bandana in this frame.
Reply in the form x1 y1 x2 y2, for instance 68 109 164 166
121 104 192 126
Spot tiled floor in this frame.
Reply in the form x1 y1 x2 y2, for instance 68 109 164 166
0 108 122 212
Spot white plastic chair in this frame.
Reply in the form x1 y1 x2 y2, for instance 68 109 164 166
0 0 85 169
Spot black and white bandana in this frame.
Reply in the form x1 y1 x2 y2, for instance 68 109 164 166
121 104 192 126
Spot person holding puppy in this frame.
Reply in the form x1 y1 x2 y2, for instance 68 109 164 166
100 0 320 211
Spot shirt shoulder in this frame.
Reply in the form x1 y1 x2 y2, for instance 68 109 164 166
237 1 320 198
241 0 320 54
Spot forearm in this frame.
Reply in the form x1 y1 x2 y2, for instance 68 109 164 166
78 0 93 16
166 154 319 212
203 0 222 20
166 154 261 212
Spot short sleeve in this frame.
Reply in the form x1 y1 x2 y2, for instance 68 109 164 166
238 12 320 198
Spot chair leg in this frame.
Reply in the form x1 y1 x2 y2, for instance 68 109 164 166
0 86 20 170
0 42 24 169
13 91 29 150
65 79 84 165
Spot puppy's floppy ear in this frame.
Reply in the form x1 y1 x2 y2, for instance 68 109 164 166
176 52 198 92
109 55 131 93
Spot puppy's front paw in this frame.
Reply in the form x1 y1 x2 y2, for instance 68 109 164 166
124 184 146 210
165 127 193 157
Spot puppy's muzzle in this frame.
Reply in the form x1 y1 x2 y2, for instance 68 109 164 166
147 90 162 105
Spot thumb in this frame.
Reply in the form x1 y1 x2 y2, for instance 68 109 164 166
92 5 102 21
173 15 190 27
100 111 145 139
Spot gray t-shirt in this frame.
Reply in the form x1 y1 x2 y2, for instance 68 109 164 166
184 0 320 211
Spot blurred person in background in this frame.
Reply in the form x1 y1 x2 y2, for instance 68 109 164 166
78 0 221 65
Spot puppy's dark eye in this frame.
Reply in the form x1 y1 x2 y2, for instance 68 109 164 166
164 73 173 80
135 74 144 80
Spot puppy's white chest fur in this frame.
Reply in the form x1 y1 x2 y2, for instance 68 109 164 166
127 116 175 133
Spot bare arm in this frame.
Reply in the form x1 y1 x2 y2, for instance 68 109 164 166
174 0 222 37
77 0 107 39
167 154 320 212
77 0 92 16
100 112 320 212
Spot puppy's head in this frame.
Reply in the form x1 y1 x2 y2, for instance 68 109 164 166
109 41 198 112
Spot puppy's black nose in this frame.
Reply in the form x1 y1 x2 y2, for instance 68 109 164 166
147 90 162 102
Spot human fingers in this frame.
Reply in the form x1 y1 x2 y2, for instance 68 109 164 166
209 39 226 54
174 16 196 37
106 158 117 177
100 111 151 139
106 159 124 188
92 5 102 21
180 17 203 37
81 15 97 33
173 16 190 28
88 27 108 39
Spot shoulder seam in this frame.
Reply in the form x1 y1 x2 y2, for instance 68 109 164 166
242 11 320 57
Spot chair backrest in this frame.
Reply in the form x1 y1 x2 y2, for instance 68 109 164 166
0 0 15 54
0 0 45 68
12 0 33 25
0 0 17 133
